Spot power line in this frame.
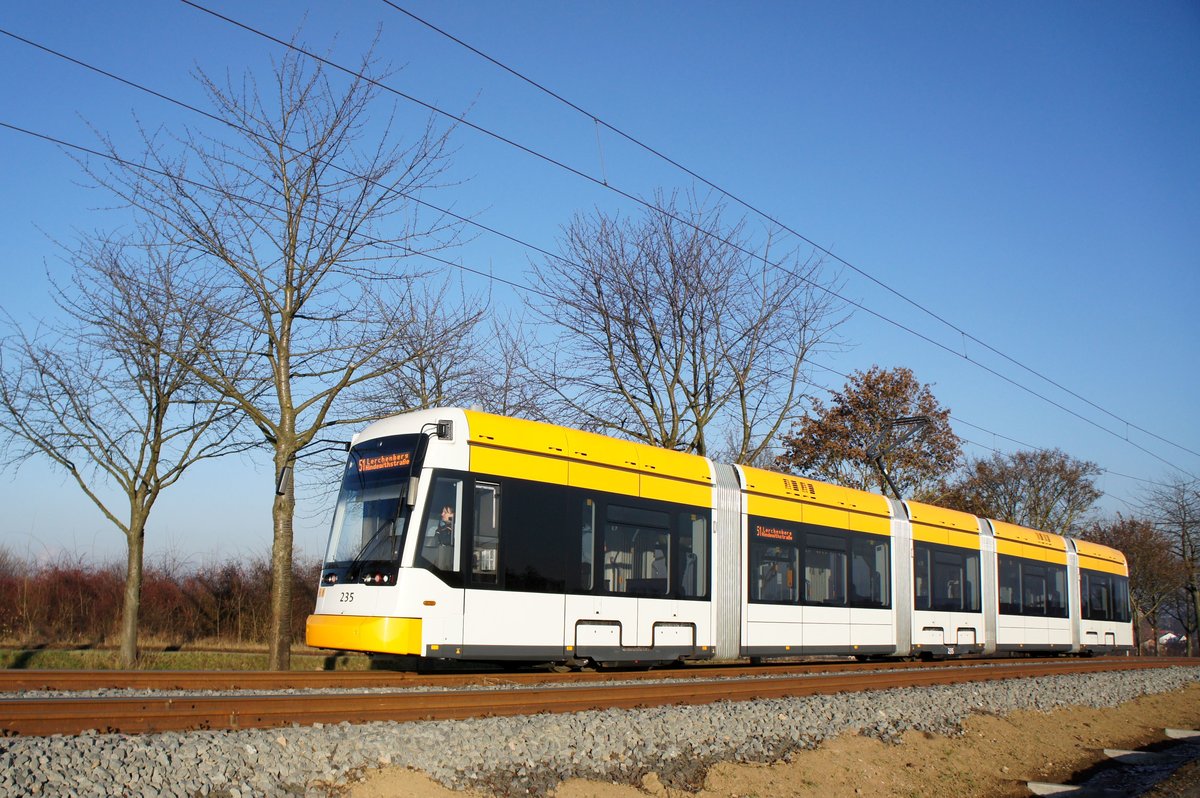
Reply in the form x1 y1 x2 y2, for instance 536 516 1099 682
956 435 1165 490
803 360 1175 489
1 19 1194 482
376 0 1200 467
0 27 573 280
0 116 1176 494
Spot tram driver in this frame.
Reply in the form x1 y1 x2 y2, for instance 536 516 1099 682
435 505 455 569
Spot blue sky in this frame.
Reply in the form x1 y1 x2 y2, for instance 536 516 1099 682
1 1 1197 565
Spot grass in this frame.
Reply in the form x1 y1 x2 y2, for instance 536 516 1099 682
0 643 374 671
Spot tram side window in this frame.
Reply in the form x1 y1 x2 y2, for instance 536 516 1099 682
1027 562 1055 615
678 513 708 598
750 542 799 603
805 533 847 606
932 551 963 611
998 556 1068 617
1082 571 1130 623
1113 576 1131 623
1047 566 1068 618
581 499 595 591
849 536 890 609
1022 565 1048 615
418 477 462 575
936 549 980 612
998 556 1021 615
964 551 981 611
1087 573 1111 621
470 482 500 585
1080 572 1091 618
603 505 669 596
915 542 980 612
501 480 569 593
915 546 931 610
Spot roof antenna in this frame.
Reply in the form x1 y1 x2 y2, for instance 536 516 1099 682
866 416 930 501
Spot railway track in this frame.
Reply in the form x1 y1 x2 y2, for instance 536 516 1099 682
2 655 1174 692
0 657 1183 737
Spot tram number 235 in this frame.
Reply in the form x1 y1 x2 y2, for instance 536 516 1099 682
338 591 354 603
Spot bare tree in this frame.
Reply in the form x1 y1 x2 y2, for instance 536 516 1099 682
526 192 840 462
941 448 1101 535
474 318 552 419
1140 476 1200 655
1084 514 1186 655
85 50 479 669
775 366 961 500
355 278 489 415
0 236 243 667
1160 591 1195 655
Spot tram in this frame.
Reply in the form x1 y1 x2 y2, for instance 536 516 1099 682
306 408 1133 665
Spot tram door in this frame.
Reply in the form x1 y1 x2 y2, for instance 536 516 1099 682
913 543 982 651
572 501 701 657
571 501 659 654
575 500 637 652
608 506 672 648
416 475 467 652
462 480 567 657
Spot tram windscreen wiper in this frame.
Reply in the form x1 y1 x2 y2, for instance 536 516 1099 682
351 485 408 564
353 518 396 564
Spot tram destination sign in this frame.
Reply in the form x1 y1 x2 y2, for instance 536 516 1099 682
357 452 412 472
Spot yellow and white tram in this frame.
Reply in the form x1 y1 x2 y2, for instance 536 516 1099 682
306 408 1133 665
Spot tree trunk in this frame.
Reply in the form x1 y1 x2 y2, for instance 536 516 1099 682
1191 582 1200 658
267 452 296 671
119 520 146 669
1132 606 1142 656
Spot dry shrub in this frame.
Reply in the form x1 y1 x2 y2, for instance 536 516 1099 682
0 549 326 648
0 554 122 645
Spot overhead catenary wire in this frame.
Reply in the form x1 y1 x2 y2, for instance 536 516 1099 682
0 28 572 282
377 0 1199 467
0 115 1174 493
0 20 1192 486
804 360 1172 489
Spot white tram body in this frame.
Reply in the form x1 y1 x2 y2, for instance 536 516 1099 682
306 408 1134 664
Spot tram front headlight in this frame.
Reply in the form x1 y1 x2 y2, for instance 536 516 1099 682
356 569 394 585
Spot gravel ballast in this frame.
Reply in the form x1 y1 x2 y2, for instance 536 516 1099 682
4 666 1199 797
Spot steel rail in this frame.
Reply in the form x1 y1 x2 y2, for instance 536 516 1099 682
2 656 1170 693
0 658 1183 737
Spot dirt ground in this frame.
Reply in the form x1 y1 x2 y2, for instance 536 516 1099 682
344 683 1200 798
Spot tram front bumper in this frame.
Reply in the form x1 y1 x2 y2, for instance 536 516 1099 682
305 614 422 655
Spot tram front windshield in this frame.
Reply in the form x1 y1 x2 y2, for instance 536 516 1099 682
324 434 422 564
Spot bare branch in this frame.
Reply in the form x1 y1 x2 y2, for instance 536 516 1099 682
525 191 842 461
